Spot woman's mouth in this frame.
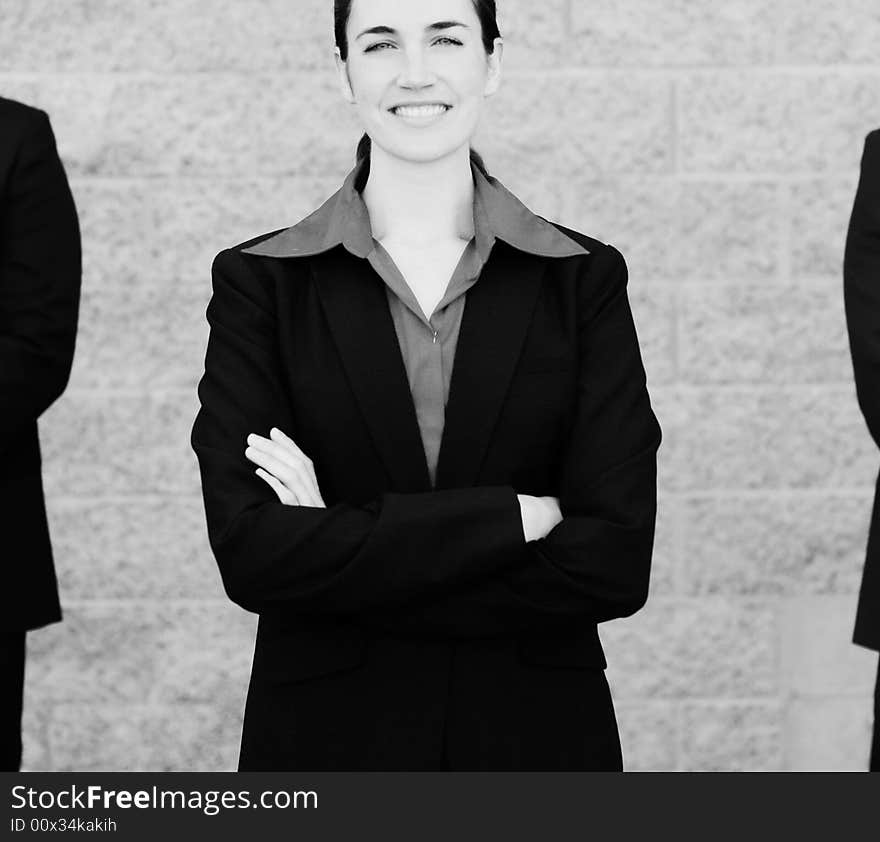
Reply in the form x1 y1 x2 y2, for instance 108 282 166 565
389 104 451 124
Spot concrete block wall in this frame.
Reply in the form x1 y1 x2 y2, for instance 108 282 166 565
2 0 878 770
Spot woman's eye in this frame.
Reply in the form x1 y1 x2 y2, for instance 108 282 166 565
365 37 462 53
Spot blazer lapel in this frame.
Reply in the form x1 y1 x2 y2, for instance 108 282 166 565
312 247 433 493
312 242 547 494
435 242 547 490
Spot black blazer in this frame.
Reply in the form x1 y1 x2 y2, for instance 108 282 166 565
0 97 81 632
845 128 880 651
192 224 662 770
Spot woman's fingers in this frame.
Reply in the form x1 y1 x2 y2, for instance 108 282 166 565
245 433 320 506
247 427 326 508
255 468 299 505
269 428 324 501
245 443 320 507
245 429 326 507
246 432 310 477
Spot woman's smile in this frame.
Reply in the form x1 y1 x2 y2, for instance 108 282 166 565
389 103 453 125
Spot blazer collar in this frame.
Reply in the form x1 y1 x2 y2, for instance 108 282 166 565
241 154 589 262
239 155 590 492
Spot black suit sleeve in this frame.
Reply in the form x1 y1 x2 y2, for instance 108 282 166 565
354 245 662 637
191 248 529 618
0 108 81 449
845 129 880 651
845 130 880 445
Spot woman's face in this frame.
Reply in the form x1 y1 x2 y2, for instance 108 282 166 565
335 0 503 164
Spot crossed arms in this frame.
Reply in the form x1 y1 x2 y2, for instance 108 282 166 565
191 243 661 638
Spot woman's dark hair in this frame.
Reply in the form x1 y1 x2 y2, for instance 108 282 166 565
334 0 500 175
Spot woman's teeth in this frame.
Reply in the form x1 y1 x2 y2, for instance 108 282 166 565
392 104 449 118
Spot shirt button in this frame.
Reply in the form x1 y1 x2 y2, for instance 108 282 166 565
432 329 438 344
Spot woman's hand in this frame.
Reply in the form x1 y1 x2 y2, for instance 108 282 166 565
516 494 563 542
245 427 326 507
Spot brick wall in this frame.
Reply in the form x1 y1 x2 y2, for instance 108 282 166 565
2 0 878 770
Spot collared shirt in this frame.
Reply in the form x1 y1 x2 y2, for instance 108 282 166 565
244 154 588 488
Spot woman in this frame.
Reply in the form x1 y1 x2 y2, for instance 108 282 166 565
191 0 661 771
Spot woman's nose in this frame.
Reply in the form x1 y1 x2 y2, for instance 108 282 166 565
397 48 435 87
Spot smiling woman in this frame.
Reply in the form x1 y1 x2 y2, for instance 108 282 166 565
191 0 662 772
335 0 501 171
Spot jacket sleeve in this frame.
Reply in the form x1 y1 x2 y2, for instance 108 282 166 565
844 129 880 446
191 248 528 618
0 108 81 449
352 244 662 638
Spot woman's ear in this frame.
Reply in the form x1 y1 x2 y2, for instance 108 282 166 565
334 48 356 104
484 38 504 97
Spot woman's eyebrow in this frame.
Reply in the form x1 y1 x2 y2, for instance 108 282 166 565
355 21 470 40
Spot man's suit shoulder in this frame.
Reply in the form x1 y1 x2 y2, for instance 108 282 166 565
0 96 51 149
863 128 880 164
0 97 56 195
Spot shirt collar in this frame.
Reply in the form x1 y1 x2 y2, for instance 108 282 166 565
241 154 589 260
